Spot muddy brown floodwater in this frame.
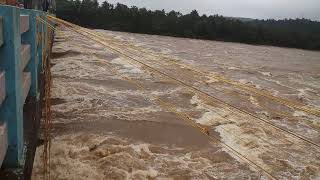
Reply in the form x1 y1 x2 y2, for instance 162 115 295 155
32 27 320 180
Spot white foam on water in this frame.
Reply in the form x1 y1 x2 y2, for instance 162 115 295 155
261 77 298 95
190 95 234 126
160 48 172 54
134 42 147 47
250 96 260 107
215 124 270 172
33 133 254 180
111 57 143 74
239 79 249 84
254 84 262 89
204 53 213 57
238 79 262 89
297 88 318 102
298 89 307 99
128 167 159 179
52 56 111 79
268 88 280 97
289 74 320 90
196 111 220 125
189 95 275 172
228 66 239 70
45 28 320 179
292 111 307 117
150 87 183 96
205 77 219 84
259 71 272 77
114 35 124 41
32 137 105 180
130 144 152 154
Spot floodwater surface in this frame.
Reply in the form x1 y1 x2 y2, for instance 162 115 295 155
32 28 320 180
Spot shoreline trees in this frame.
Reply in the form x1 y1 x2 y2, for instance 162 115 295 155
56 0 320 50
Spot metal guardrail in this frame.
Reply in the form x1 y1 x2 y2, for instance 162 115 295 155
0 5 53 168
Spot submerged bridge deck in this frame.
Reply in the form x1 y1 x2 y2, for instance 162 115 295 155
0 5 54 179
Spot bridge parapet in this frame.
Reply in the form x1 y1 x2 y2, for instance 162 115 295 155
0 5 54 170
0 16 3 46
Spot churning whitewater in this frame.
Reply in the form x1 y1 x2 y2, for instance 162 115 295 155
32 27 320 180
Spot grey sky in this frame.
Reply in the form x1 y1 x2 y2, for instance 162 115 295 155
102 0 320 21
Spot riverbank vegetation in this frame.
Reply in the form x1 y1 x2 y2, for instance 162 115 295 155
56 0 320 50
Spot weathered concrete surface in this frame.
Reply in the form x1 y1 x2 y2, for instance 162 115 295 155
32 28 320 180
20 15 29 35
22 72 31 103
0 71 5 106
20 44 31 71
0 122 7 166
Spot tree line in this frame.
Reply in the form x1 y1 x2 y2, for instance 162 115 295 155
56 0 320 50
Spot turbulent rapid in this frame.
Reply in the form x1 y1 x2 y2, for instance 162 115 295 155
32 27 320 180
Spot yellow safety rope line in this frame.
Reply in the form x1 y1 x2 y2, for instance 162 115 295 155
90 30 320 117
46 16 319 152
79 42 278 178
88 33 320 134
36 16 54 180
47 17 280 179
77 26 318 154
54 19 319 149
89 29 320 117
81 32 320 129
48 16 320 178
37 17 56 31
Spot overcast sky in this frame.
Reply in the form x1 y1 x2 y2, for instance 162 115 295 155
102 0 320 21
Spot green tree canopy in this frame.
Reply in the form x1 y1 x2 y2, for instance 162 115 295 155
55 0 320 50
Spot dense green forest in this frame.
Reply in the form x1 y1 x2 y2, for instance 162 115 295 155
55 0 320 50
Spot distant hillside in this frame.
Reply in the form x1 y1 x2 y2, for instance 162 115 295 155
56 0 320 50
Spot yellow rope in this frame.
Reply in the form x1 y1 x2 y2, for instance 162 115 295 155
47 16 280 179
36 16 54 180
37 17 56 31
90 29 320 117
75 25 318 153
46 16 320 179
59 19 318 149
48 17 320 176
85 31 320 135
